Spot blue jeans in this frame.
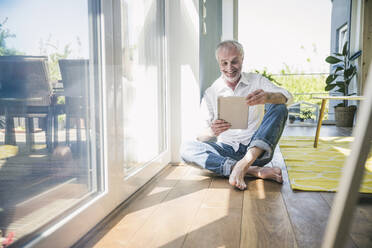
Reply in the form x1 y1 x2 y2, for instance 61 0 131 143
180 104 288 176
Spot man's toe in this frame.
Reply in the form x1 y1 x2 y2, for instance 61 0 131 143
237 180 246 190
276 174 283 183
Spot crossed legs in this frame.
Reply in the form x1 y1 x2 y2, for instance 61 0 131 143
181 141 283 190
228 146 282 190
181 104 288 190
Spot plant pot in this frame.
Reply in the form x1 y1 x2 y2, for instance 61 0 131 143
334 105 357 127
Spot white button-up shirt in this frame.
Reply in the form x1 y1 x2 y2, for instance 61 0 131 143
200 72 293 151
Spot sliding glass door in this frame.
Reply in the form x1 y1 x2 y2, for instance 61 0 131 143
113 0 170 203
120 0 167 177
0 0 169 247
0 0 103 246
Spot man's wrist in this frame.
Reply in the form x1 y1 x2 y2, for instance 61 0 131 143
208 126 216 137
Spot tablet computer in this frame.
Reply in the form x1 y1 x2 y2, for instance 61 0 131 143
217 96 249 129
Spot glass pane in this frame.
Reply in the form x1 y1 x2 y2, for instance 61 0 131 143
238 0 332 123
121 0 166 175
0 1 101 245
238 0 332 74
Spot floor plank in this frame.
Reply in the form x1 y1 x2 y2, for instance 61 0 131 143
75 126 372 248
275 148 357 248
90 166 213 248
282 125 352 137
241 177 297 248
124 167 211 248
201 176 243 209
183 207 241 248
321 193 372 248
182 177 243 248
78 164 190 248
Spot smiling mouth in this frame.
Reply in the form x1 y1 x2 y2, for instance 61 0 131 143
225 72 237 77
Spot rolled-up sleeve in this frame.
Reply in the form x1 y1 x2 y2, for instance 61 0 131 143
259 76 294 105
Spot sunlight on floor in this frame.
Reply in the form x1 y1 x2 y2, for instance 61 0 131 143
0 145 18 159
94 166 238 248
29 154 47 158
147 186 172 196
255 179 266 199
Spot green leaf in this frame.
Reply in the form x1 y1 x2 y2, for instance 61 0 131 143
335 82 345 88
334 52 343 56
326 74 337 84
349 50 362 61
336 81 346 94
344 67 354 78
336 88 345 93
325 84 337 91
350 70 357 79
352 66 357 75
334 65 344 71
345 67 357 81
325 56 342 64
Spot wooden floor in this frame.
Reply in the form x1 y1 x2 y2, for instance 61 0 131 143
75 125 372 248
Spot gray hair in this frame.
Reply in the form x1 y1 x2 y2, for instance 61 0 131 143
215 40 244 60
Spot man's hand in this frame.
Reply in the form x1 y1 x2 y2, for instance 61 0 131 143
245 89 268 105
211 119 231 136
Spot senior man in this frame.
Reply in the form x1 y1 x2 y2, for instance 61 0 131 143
181 40 293 190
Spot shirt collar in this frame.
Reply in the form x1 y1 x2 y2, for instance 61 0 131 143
237 73 250 86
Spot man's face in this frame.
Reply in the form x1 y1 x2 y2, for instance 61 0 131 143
217 46 243 84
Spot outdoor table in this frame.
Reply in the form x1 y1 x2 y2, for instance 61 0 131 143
312 95 365 148
0 90 65 151
0 97 45 150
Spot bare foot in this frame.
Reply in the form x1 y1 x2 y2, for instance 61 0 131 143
229 147 264 190
246 166 283 183
229 158 251 190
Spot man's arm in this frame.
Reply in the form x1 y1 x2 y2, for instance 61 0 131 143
245 89 287 105
266 92 288 104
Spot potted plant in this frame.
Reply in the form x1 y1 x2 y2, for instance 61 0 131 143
300 109 313 123
324 41 362 127
288 115 296 124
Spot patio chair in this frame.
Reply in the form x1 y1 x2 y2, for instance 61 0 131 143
58 59 89 151
0 56 57 151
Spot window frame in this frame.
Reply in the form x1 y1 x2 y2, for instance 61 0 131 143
21 0 171 247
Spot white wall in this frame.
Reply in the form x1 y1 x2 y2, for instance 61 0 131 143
167 0 200 162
